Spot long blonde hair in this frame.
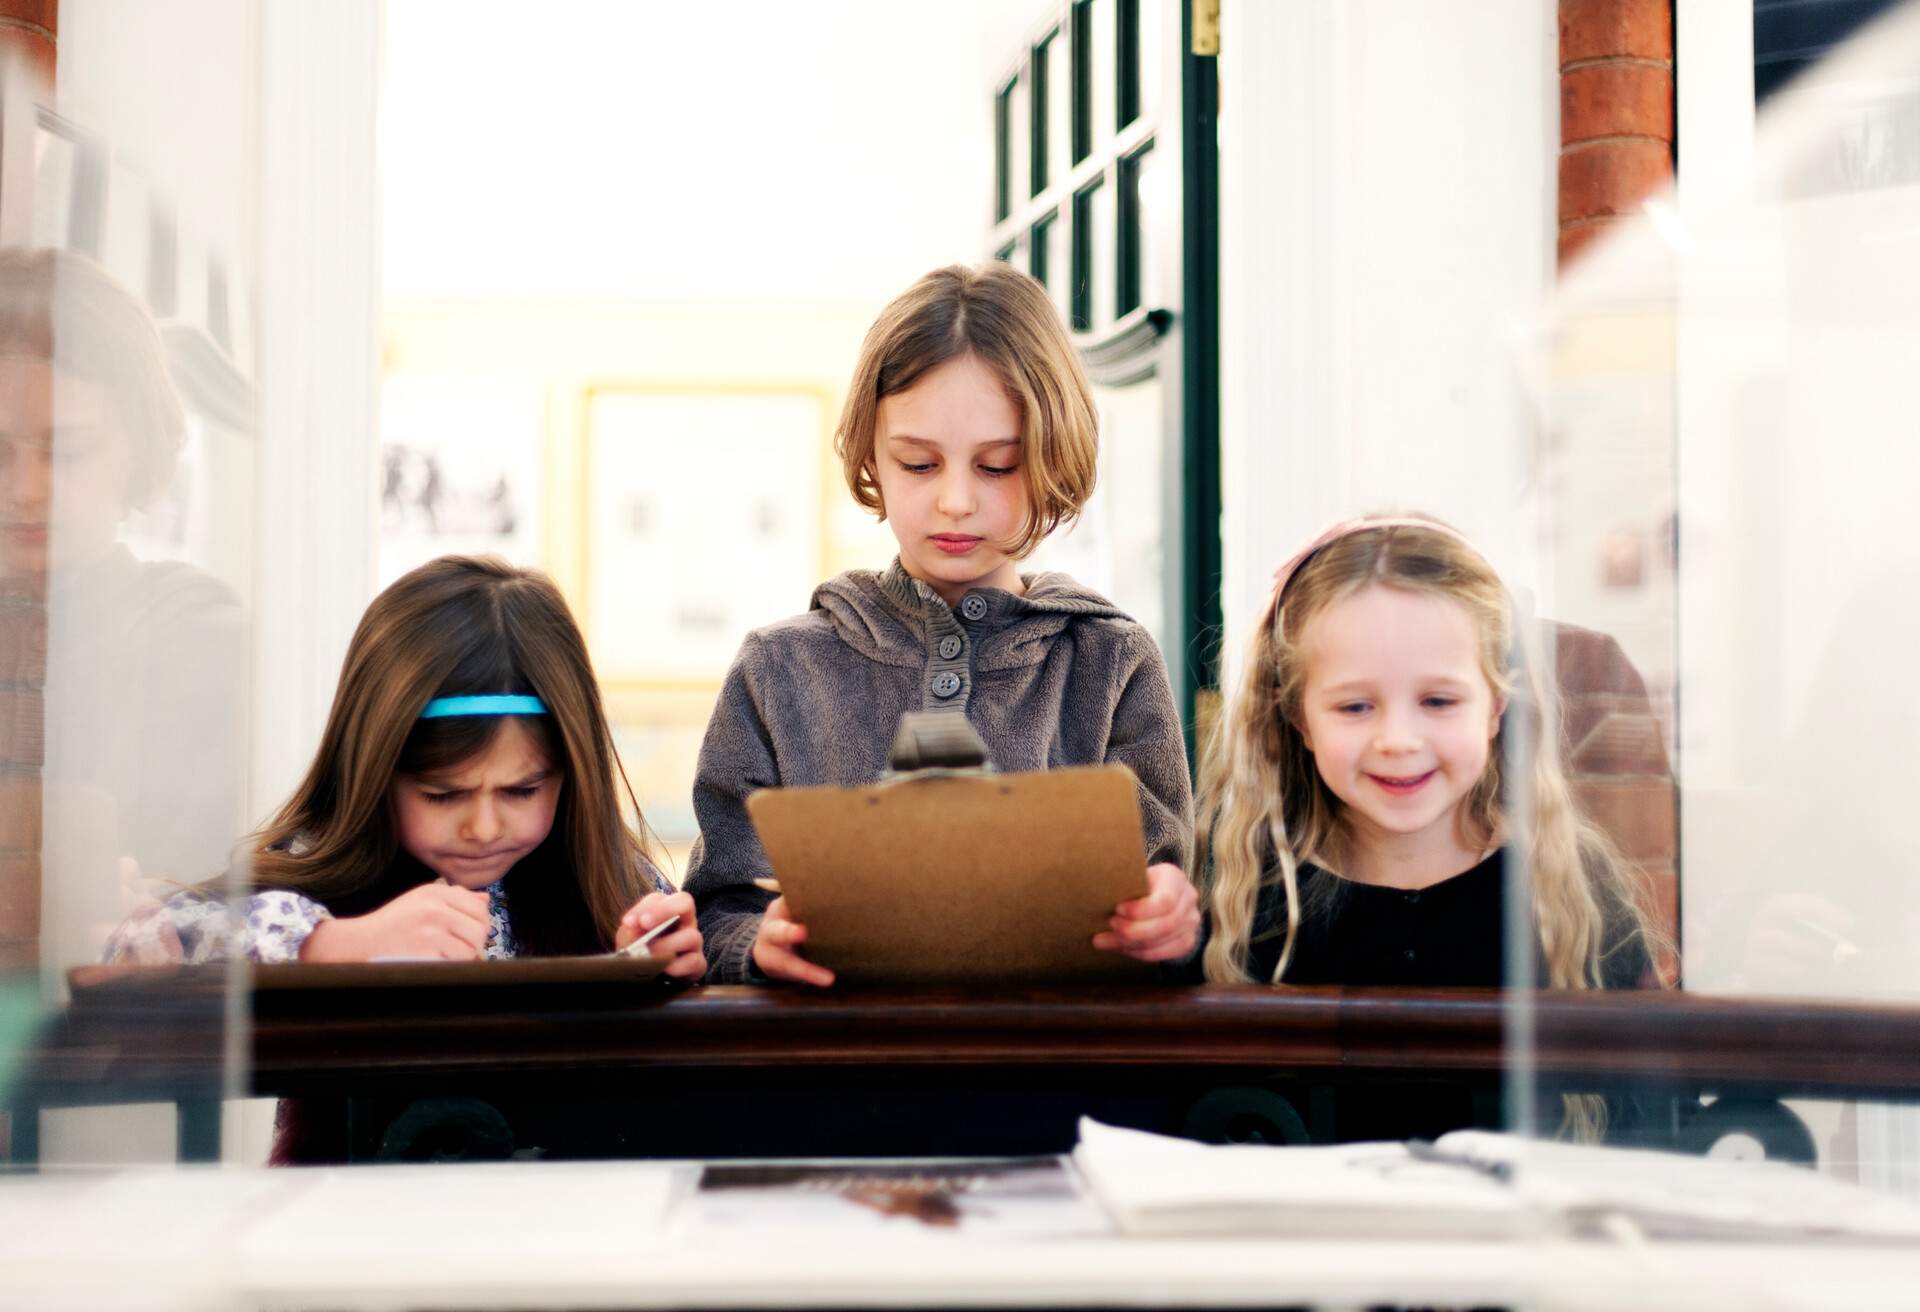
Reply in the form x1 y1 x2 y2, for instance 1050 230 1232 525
1197 519 1654 991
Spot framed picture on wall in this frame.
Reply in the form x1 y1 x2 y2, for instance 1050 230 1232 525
582 385 828 686
378 373 545 587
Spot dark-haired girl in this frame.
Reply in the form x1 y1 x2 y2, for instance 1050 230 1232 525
108 555 704 976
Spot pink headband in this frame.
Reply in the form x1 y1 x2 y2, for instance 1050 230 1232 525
1270 515 1478 601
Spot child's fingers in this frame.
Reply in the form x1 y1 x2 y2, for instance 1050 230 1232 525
1094 922 1196 960
646 925 703 960
439 906 492 950
1126 932 1199 963
622 890 693 931
762 946 834 988
432 928 483 960
1114 863 1192 920
439 885 493 924
1112 890 1173 920
663 948 709 980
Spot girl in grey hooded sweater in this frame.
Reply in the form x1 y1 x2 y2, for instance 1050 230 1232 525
684 263 1196 985
683 559 1194 982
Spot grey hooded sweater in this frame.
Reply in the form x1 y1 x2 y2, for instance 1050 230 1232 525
683 559 1194 983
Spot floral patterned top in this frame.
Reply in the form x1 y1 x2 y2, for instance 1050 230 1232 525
104 857 670 965
103 880 521 965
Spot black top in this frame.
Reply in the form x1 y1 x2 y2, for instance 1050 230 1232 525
1226 847 1654 1143
1243 848 1651 991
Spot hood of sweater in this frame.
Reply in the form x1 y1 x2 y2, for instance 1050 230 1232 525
809 557 1130 671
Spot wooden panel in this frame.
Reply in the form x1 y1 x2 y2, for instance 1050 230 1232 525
27 973 1920 1108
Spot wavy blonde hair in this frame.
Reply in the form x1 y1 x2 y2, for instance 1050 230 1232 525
1197 519 1655 994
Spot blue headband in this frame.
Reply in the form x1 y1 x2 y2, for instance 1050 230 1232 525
419 694 548 719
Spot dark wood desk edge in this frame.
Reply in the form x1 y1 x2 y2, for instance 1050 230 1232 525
25 980 1920 1103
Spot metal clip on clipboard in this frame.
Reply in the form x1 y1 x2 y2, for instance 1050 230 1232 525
881 711 995 783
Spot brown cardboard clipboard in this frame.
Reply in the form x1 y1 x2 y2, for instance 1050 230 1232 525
744 763 1154 984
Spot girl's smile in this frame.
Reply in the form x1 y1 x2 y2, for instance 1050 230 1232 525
1296 583 1504 888
1367 769 1437 796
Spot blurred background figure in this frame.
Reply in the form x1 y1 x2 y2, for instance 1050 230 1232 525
0 249 247 980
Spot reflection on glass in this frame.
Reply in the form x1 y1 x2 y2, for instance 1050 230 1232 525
1525 0 1920 1199
0 250 251 983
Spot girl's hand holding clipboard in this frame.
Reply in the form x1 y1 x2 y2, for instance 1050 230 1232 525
751 891 835 988
1092 862 1200 962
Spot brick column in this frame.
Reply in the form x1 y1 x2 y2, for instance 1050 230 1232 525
1558 0 1674 267
0 0 52 974
0 1 53 88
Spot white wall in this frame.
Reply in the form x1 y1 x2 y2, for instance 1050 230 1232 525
381 0 999 306
1216 0 1558 677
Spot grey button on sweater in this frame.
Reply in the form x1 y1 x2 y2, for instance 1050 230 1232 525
683 558 1195 983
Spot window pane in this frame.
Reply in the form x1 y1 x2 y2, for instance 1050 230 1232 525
1137 0 1162 121
1046 212 1072 320
994 82 1013 221
1117 143 1152 315
1072 177 1108 332
1030 213 1055 286
1118 0 1141 129
1071 1 1093 165
1007 74 1030 218
1091 173 1116 327
1030 39 1051 197
1135 143 1166 310
1046 32 1071 190
1090 0 1116 151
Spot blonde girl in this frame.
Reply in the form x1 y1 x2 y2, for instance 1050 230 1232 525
1198 516 1656 994
109 555 705 974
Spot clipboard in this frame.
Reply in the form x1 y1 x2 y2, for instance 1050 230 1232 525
745 752 1154 985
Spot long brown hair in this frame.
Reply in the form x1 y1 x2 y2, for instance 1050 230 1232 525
1197 518 1658 991
243 556 659 954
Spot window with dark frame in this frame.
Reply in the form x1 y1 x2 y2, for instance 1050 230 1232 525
1030 35 1052 198
995 81 1014 221
987 0 1222 765
1071 0 1093 166
1116 143 1150 316
1070 179 1100 332
1030 211 1056 288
